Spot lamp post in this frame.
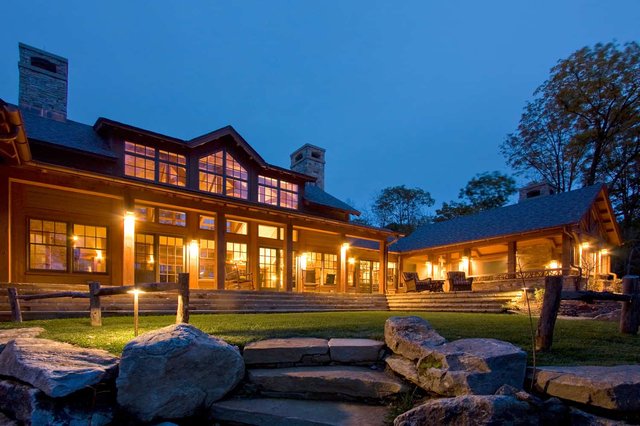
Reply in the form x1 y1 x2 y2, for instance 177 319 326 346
128 287 144 336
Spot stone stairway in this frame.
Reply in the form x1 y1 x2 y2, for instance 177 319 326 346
386 290 521 313
210 337 408 425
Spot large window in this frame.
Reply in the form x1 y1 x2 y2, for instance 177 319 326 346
124 142 186 187
258 175 299 210
259 247 282 289
301 252 337 285
134 233 184 283
199 151 248 199
199 239 216 280
28 219 108 273
158 236 184 283
135 205 186 227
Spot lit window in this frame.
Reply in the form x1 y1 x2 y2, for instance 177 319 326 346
72 225 107 273
280 180 298 209
227 220 248 235
159 150 187 187
199 239 216 280
29 219 68 271
258 224 282 239
125 142 155 181
135 205 155 222
199 152 224 194
158 209 187 227
158 235 184 283
225 153 248 199
258 176 278 206
199 215 215 230
134 233 155 283
199 151 248 199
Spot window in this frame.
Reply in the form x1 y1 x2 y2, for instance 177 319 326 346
125 142 155 181
199 239 216 280
258 224 282 240
158 236 184 283
199 151 248 199
258 175 299 210
301 252 337 285
227 220 248 235
159 150 186 187
135 205 155 222
28 219 108 274
259 247 282 289
199 215 215 230
29 219 67 271
72 224 107 273
226 242 249 279
134 234 155 283
158 209 186 227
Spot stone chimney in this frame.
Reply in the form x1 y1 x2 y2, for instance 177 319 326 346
518 182 556 202
18 43 68 121
290 144 326 190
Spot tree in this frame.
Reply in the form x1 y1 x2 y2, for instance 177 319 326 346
502 41 640 273
371 185 434 234
434 171 516 222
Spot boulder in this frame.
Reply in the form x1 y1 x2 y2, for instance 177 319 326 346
328 338 384 363
384 316 446 360
243 338 329 365
393 395 536 426
529 365 640 412
0 327 44 352
0 412 17 426
0 378 113 425
0 338 118 397
116 324 244 423
416 338 526 396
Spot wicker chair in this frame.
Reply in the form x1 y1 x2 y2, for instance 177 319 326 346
446 271 473 292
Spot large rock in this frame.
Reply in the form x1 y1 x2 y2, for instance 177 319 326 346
0 327 44 352
328 338 384 363
394 395 534 426
248 365 408 400
243 338 329 365
0 338 118 397
384 316 446 360
530 365 640 412
116 324 244 423
0 378 113 425
416 338 527 396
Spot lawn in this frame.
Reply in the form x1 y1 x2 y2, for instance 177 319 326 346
1 311 638 366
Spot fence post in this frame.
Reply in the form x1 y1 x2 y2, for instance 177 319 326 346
535 275 563 351
176 273 190 324
7 288 22 323
620 275 639 335
88 281 102 327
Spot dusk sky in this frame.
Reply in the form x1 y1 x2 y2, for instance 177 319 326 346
2 1 639 216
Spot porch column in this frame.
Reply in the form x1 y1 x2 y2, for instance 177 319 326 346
561 232 573 276
0 175 9 282
284 223 294 292
507 241 517 275
379 240 387 294
339 237 348 293
123 211 135 285
249 222 259 290
216 212 226 290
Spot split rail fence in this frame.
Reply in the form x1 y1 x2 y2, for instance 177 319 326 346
6 273 190 326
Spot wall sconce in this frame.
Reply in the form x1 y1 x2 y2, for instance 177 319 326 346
548 260 559 269
300 253 308 270
581 242 590 249
348 257 356 265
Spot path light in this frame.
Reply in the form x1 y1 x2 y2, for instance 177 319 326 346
127 287 145 336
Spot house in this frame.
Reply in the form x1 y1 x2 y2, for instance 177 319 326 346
391 182 622 291
0 43 398 294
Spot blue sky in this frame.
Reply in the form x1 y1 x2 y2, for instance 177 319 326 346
1 1 639 215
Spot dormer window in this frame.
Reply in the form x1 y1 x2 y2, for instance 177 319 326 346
159 150 186 187
124 142 186 187
199 150 248 199
258 175 299 210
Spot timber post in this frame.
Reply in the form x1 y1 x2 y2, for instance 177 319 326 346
7 288 22 323
535 275 563 351
88 281 102 327
620 275 640 335
176 273 190 324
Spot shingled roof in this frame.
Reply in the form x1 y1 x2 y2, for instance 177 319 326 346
303 183 359 215
20 107 117 158
392 184 607 253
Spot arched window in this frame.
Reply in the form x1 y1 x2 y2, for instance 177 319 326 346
198 151 248 199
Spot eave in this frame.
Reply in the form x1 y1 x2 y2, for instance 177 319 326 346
0 100 32 165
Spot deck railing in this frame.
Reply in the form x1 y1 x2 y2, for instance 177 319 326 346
470 268 580 283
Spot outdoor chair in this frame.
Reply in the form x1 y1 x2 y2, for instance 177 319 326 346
446 271 473 292
401 272 443 292
224 263 254 290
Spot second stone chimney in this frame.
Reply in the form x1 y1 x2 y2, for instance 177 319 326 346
18 43 68 121
290 144 326 190
518 182 556 202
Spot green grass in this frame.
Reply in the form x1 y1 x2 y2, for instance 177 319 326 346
1 312 638 366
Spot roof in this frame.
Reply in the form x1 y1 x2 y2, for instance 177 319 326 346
393 184 607 253
21 107 117 158
303 183 359 215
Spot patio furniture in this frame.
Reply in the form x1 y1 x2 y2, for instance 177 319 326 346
225 263 254 290
401 272 443 292
446 271 473 292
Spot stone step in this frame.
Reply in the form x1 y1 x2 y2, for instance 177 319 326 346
248 366 408 401
210 397 389 426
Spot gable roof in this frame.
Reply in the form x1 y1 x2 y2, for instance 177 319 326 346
303 183 360 215
392 184 613 253
20 107 117 158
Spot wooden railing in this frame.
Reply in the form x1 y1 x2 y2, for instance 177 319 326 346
6 273 190 326
470 268 580 283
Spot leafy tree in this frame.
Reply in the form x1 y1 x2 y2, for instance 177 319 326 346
434 172 516 222
501 41 640 273
371 185 434 234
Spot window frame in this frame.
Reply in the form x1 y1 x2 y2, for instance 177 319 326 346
258 175 299 210
199 150 248 200
124 141 187 188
